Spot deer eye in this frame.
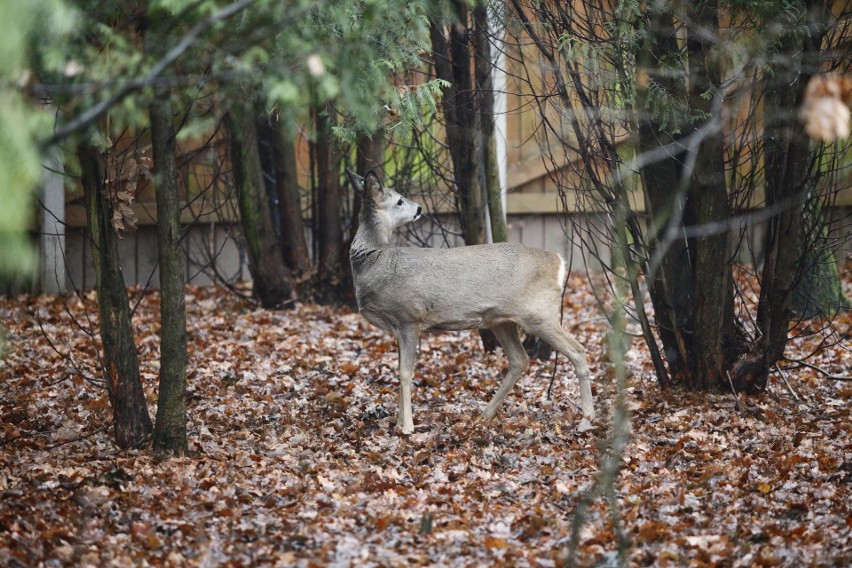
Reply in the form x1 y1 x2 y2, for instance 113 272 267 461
397 198 404 206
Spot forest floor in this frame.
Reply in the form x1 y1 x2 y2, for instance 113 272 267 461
1 270 850 567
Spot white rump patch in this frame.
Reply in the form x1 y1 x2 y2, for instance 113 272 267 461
557 254 567 290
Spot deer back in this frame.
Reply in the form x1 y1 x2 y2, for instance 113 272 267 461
352 242 565 333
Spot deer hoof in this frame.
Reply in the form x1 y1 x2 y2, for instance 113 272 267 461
397 415 414 434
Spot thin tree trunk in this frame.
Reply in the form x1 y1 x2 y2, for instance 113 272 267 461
432 2 492 350
356 133 385 175
635 5 695 382
351 133 385 243
254 115 282 242
78 140 153 449
334 133 387 307
735 1 830 392
225 107 296 309
149 88 188 457
269 118 311 278
684 0 734 390
430 3 487 246
315 102 347 303
473 0 506 243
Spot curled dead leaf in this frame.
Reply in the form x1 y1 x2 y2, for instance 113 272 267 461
801 74 852 141
483 536 508 549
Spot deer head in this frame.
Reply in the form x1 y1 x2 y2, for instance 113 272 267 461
346 169 421 245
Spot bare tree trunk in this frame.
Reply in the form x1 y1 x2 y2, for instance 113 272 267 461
430 2 487 246
225 107 296 309
333 133 387 308
351 132 385 243
683 0 736 390
149 88 188 457
266 117 311 278
315 102 348 304
633 2 746 390
356 133 385 175
473 0 506 244
432 2 494 350
735 1 830 392
635 5 696 383
78 140 152 449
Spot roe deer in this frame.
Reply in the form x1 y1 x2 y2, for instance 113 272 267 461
346 169 595 434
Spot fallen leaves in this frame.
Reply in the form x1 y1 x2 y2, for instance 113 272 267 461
0 271 850 566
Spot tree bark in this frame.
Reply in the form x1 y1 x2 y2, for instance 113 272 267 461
430 3 487 246
225 107 296 309
473 0 507 244
78 139 153 449
683 0 736 390
635 5 696 382
314 102 348 304
356 133 385 175
262 116 311 278
433 2 496 350
633 1 746 390
735 1 830 392
351 132 385 243
149 88 189 457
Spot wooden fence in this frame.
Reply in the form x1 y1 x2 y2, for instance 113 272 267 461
35 199 852 295
10 135 852 295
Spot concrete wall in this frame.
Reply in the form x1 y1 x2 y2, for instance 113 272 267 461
52 207 850 293
57 213 615 292
63 222 251 292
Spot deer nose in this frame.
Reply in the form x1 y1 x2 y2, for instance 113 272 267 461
416 206 422 217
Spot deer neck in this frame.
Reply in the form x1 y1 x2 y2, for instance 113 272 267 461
350 211 394 275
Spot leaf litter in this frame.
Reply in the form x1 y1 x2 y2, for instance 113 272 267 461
0 272 850 567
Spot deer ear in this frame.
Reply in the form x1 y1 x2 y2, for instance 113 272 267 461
364 171 383 201
345 168 365 194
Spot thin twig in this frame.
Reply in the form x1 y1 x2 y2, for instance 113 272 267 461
0 428 53 447
725 371 742 412
782 357 852 381
47 424 111 451
773 364 800 400
35 308 105 389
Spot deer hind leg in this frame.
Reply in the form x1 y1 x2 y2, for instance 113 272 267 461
526 321 595 420
483 322 530 419
395 326 419 434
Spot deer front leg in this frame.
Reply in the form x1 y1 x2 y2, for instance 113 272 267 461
483 323 530 419
395 326 419 435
